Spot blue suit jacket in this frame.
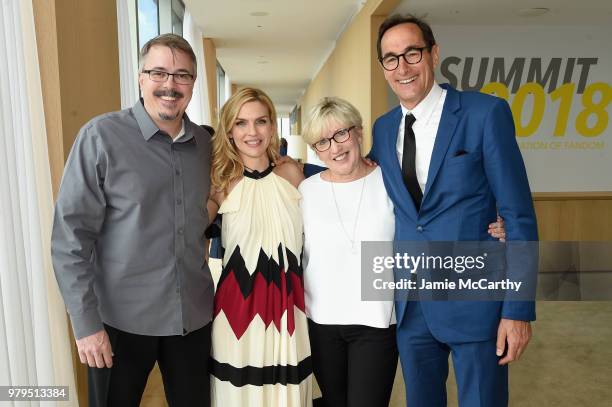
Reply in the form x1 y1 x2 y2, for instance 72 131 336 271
370 84 538 343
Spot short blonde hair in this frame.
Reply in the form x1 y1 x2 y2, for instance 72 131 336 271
211 87 279 192
302 97 363 146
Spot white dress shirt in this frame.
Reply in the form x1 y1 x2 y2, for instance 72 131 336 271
396 82 447 193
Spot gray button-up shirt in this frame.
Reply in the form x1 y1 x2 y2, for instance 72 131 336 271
51 100 214 339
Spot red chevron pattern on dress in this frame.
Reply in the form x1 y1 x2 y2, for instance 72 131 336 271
213 266 306 340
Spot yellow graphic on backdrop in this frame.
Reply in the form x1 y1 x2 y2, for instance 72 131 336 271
480 82 611 138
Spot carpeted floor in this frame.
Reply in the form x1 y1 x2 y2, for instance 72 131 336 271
387 302 612 407
140 297 612 406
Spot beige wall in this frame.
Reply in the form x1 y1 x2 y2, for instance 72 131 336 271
535 193 612 277
55 0 121 160
299 0 399 153
33 0 121 198
204 38 218 127
534 193 612 241
33 0 64 198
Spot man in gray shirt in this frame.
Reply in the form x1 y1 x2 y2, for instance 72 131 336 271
51 34 214 406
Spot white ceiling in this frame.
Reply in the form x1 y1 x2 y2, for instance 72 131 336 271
185 0 612 114
395 0 612 25
184 0 366 114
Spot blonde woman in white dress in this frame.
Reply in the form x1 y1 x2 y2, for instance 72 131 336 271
208 87 312 407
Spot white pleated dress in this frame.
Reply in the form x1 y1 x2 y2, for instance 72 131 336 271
210 165 313 407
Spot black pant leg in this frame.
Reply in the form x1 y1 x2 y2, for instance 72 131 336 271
157 322 212 407
88 324 158 407
346 324 398 407
308 319 349 407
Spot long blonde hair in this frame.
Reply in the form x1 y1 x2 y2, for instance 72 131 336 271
211 87 280 192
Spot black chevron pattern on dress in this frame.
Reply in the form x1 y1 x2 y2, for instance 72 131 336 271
217 244 303 299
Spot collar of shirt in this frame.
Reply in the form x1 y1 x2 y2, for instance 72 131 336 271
173 122 186 142
132 98 195 144
400 81 443 125
396 82 447 192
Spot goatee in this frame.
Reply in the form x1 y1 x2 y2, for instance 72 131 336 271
159 112 179 121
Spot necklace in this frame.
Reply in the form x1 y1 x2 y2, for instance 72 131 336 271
330 173 367 254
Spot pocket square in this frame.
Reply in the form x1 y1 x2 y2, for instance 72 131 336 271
453 149 469 157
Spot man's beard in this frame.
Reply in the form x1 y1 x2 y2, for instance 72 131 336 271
159 112 179 121
154 89 183 121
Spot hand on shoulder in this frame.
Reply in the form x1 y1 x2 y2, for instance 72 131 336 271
362 157 378 167
207 188 225 223
274 158 304 188
209 187 225 207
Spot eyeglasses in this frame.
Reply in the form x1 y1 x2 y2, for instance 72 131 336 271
312 126 356 152
141 69 195 85
379 46 430 71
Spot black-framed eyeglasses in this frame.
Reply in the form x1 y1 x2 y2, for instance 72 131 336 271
312 126 356 152
379 46 430 71
142 69 195 85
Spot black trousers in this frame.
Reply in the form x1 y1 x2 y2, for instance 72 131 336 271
308 319 398 407
88 323 211 407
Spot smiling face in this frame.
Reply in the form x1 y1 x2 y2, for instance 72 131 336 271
138 45 194 130
315 120 363 180
380 22 439 110
229 101 274 168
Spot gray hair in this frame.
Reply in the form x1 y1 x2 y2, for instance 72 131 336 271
138 33 197 76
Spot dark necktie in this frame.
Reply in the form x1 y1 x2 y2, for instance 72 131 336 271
402 113 422 211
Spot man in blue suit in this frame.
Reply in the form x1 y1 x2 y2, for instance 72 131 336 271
369 14 538 406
